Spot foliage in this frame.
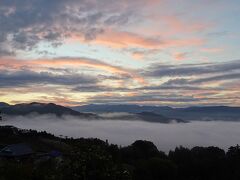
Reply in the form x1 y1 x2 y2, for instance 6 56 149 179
0 126 240 180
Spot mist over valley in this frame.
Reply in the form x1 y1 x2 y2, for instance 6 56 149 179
1 113 240 152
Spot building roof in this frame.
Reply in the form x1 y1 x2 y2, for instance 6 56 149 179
0 143 33 157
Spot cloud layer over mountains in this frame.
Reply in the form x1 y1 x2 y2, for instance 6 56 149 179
2 115 240 152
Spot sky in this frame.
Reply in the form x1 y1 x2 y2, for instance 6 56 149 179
0 0 240 106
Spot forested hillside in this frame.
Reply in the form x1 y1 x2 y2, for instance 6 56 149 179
0 126 240 180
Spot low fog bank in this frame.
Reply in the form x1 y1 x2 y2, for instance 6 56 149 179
1 114 240 152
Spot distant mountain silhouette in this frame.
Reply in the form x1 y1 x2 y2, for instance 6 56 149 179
136 112 186 123
101 111 186 123
72 104 172 113
0 102 10 108
73 104 240 121
0 102 97 118
1 102 239 121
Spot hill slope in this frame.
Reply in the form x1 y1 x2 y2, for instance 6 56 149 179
0 102 97 118
0 102 10 108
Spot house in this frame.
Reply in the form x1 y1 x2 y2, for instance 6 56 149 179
0 143 33 158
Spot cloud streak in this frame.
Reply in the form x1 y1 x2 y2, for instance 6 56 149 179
70 29 204 49
0 70 98 88
146 60 240 77
0 57 145 84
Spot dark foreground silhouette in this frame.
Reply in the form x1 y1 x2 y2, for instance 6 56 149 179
0 126 239 180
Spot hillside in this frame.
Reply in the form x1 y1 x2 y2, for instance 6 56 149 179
0 102 97 118
0 102 9 108
0 102 187 123
1 102 240 122
136 112 186 123
101 111 186 123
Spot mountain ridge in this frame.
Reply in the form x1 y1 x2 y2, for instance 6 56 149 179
72 104 240 121
0 102 10 108
1 102 240 122
0 102 97 118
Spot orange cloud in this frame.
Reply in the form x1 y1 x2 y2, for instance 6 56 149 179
96 30 161 48
69 29 204 49
139 14 211 38
0 57 146 84
35 58 146 84
162 16 210 34
132 51 146 60
201 48 223 53
173 52 188 61
35 58 127 74
0 58 27 69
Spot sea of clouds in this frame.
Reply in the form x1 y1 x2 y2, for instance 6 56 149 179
1 114 240 152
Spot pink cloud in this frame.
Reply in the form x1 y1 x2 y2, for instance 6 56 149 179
69 29 205 49
0 57 146 84
201 48 223 53
173 52 188 61
131 51 146 60
162 15 210 34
